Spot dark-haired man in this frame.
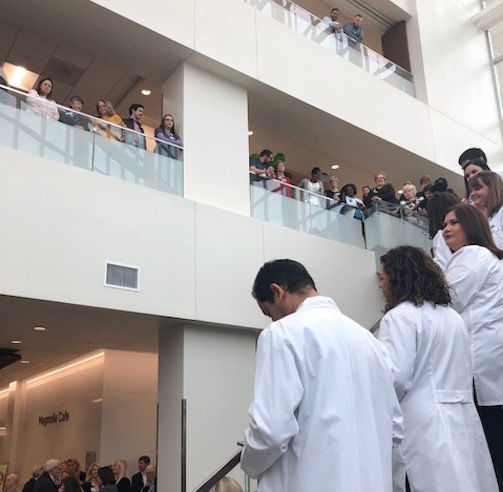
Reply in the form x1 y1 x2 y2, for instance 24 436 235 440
124 103 146 149
322 8 342 34
241 259 404 492
249 149 274 176
132 456 150 492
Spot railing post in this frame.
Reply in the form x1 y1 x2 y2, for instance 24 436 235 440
181 398 187 492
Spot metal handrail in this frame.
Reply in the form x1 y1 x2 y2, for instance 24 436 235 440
0 83 184 150
192 450 242 492
245 0 413 79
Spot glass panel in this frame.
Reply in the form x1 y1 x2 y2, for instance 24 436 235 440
365 206 432 268
0 84 183 196
245 0 415 96
250 179 363 248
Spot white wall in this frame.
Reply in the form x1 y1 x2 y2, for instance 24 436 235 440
99 350 158 473
157 324 257 492
15 355 104 484
0 148 383 330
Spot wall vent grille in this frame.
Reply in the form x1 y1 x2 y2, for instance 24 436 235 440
105 263 139 290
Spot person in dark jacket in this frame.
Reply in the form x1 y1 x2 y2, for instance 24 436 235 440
131 456 150 492
123 103 146 149
368 171 398 204
22 464 43 492
33 460 61 492
97 467 117 492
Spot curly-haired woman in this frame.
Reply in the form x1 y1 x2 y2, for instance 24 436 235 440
378 245 498 492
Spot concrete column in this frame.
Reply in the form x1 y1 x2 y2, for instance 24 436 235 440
157 324 257 492
162 62 251 216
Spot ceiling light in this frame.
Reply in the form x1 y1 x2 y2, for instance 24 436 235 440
398 189 403 195
141 89 151 96
92 398 103 403
10 340 22 344
2 63 40 91
33 326 46 331
247 131 254 136
20 360 30 364
331 164 340 170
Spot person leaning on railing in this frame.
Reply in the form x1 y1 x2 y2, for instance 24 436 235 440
368 171 398 205
274 160 293 197
59 96 91 131
154 114 184 159
94 99 126 141
26 77 59 121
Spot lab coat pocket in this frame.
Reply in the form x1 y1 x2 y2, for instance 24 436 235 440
433 389 473 404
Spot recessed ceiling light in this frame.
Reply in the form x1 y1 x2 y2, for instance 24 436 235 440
33 326 46 331
10 340 22 344
331 164 339 170
20 360 30 364
141 89 151 96
247 131 254 136
92 398 103 403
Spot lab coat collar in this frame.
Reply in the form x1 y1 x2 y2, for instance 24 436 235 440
295 295 340 313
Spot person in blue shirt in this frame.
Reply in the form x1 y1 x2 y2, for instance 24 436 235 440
343 14 363 43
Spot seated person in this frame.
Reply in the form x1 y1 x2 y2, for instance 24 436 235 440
59 96 90 131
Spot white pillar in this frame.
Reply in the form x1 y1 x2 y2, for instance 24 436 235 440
162 62 251 216
157 324 257 492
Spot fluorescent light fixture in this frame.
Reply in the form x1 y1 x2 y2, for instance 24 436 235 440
2 62 40 91
33 326 46 331
92 398 103 403
26 351 104 385
247 131 254 136
141 89 151 96
331 164 340 170
10 340 22 344
20 360 30 364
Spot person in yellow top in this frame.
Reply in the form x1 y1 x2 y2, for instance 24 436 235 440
94 99 125 141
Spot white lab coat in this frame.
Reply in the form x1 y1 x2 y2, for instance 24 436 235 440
379 301 498 492
444 246 503 406
241 296 403 492
432 230 452 270
488 206 503 249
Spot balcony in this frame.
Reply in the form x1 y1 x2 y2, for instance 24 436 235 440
245 0 415 96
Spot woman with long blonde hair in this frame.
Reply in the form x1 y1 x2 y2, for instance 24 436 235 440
112 459 131 492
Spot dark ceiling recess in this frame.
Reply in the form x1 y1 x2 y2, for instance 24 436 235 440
0 348 21 370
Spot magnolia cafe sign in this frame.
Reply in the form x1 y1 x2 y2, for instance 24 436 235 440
38 410 70 427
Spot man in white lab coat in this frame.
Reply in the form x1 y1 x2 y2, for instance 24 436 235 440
241 259 404 492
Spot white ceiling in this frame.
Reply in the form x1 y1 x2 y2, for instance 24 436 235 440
0 295 161 388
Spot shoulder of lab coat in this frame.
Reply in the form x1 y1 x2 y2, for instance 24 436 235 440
241 322 303 478
444 246 495 313
432 230 452 270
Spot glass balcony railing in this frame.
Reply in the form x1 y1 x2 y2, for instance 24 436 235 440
250 176 364 248
244 0 415 96
0 84 183 195
250 175 432 262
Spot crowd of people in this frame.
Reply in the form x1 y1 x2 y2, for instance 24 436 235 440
0 456 244 492
249 147 502 237
0 75 183 158
0 456 156 492
242 245 503 490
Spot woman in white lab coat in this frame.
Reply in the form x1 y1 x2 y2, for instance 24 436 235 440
378 245 497 492
443 204 503 490
426 191 460 269
468 171 503 249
